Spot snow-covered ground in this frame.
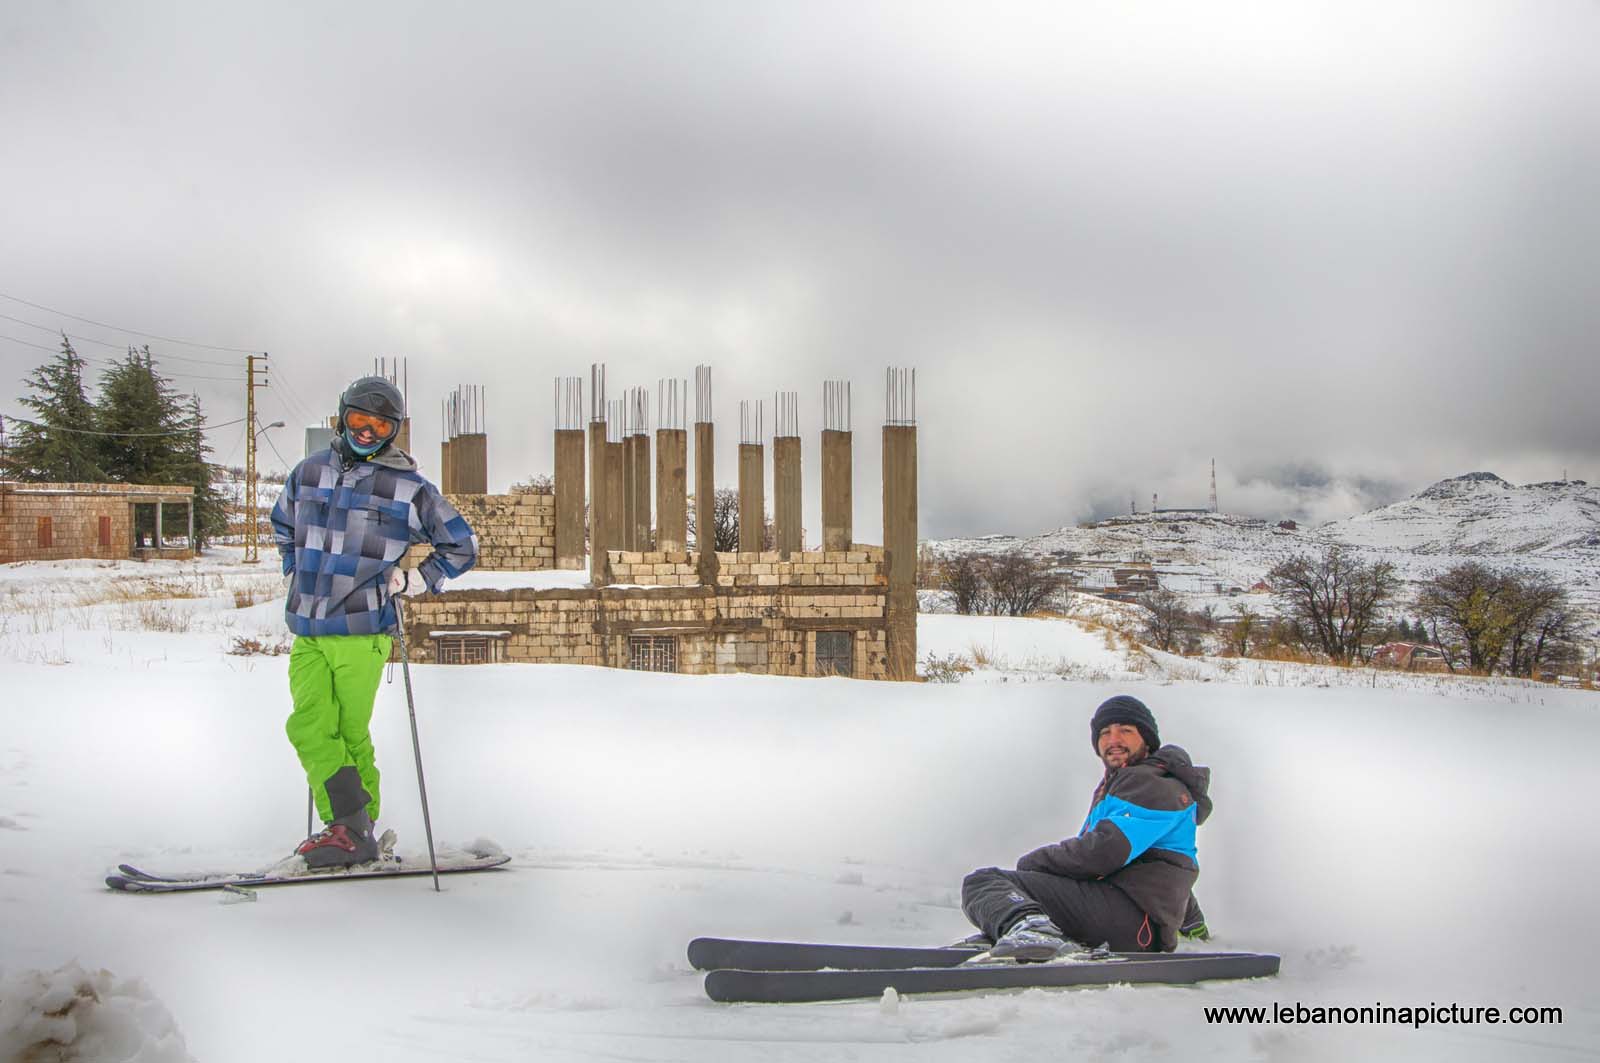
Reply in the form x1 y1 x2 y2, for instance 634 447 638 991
2 555 1598 1061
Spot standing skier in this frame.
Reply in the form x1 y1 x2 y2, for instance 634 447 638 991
270 376 478 867
962 695 1211 958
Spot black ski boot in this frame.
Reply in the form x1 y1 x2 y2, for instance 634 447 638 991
989 913 1071 962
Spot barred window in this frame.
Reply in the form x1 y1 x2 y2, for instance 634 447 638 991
816 631 853 677
432 633 505 664
629 635 678 673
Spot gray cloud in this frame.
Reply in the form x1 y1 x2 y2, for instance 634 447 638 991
3 1 1596 540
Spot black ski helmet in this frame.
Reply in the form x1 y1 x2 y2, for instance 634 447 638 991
339 376 404 429
336 376 405 456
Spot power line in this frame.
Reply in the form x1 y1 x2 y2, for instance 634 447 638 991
0 290 263 354
0 335 244 384
0 311 242 368
0 332 59 354
0 412 248 438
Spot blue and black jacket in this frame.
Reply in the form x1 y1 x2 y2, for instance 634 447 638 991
1017 745 1211 950
270 444 478 637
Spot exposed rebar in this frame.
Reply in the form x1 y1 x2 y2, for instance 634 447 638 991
555 376 584 431
774 390 799 439
739 399 764 446
694 364 712 425
823 380 852 433
884 367 917 427
590 363 607 424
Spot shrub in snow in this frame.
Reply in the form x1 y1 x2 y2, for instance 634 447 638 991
0 963 194 1063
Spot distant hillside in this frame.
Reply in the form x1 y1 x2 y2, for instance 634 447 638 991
926 472 1600 626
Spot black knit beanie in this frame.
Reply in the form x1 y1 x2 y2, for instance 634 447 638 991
1090 695 1160 754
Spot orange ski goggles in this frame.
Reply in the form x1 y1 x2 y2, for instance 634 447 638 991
345 409 397 439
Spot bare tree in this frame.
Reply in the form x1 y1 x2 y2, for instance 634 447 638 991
1417 564 1573 676
711 487 741 552
937 552 990 615
1414 562 1516 673
1135 588 1192 652
983 551 1062 617
1266 547 1399 664
1503 573 1572 678
1225 605 1258 657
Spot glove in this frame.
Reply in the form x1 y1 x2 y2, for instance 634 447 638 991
387 567 428 598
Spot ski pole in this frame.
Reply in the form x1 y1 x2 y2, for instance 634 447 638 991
392 596 441 892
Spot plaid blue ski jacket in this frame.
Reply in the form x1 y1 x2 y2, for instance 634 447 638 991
270 445 478 637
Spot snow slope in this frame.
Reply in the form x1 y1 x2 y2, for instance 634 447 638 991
2 558 1597 1061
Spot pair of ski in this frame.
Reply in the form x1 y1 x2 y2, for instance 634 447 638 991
105 833 510 893
689 936 1280 1003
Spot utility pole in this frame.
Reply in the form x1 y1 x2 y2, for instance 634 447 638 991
243 353 270 563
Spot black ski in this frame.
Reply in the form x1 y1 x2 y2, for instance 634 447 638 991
703 950 1281 1003
689 936 987 971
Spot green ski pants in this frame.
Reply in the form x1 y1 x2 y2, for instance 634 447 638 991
286 634 392 824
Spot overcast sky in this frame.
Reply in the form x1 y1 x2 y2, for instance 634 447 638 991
3 1 1595 539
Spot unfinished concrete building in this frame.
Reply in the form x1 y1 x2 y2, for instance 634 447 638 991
399 365 918 680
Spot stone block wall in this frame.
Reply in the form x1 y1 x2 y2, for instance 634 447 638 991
400 565 891 681
405 493 554 572
606 551 697 586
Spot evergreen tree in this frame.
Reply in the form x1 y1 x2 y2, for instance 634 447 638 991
96 348 226 548
2 335 106 482
173 393 228 548
96 347 186 484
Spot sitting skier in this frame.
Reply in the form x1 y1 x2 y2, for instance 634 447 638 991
270 376 478 868
962 695 1211 959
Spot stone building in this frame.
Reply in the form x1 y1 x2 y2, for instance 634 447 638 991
0 481 196 564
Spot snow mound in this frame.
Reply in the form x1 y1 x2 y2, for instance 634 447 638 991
0 963 194 1063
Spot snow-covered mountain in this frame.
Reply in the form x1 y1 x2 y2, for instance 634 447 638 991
928 473 1600 622
1320 472 1600 557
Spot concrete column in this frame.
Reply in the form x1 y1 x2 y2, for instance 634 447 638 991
453 433 488 493
882 425 918 681
772 435 802 558
738 443 764 553
694 422 714 552
632 434 652 550
821 428 852 551
587 422 608 584
621 434 638 550
440 438 455 494
154 501 164 549
604 439 626 573
656 428 687 553
396 418 411 454
554 428 586 569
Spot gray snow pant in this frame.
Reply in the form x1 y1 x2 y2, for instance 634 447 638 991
961 866 1158 952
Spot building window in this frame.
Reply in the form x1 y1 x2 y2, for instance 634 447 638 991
432 634 504 664
37 517 53 548
98 516 112 547
816 631 853 677
629 634 678 673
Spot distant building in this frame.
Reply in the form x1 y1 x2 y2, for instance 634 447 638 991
0 481 196 564
1277 520 1298 531
1371 642 1449 672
